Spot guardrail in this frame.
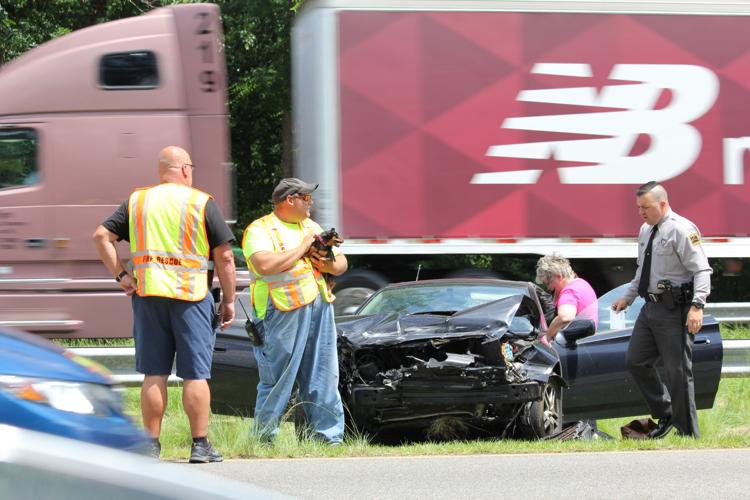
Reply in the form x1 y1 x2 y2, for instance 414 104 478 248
70 339 750 385
722 339 750 378
70 347 180 386
705 303 750 323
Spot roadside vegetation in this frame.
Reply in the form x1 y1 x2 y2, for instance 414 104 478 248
719 323 750 340
54 338 134 348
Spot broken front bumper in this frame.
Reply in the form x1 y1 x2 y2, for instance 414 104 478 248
348 375 542 428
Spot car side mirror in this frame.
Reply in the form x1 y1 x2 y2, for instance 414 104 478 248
560 319 596 345
341 306 359 315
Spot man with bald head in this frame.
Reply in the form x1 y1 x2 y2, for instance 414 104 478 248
612 181 711 438
93 146 236 462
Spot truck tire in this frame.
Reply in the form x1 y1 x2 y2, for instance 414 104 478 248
519 380 563 439
332 270 389 315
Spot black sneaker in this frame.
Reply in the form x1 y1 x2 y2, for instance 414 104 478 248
148 440 161 459
189 441 223 463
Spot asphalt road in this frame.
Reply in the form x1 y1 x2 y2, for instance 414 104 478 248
186 448 750 499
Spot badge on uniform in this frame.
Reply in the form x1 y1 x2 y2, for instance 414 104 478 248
688 232 701 246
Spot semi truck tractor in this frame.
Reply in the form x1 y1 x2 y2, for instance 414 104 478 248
0 4 239 337
292 0 750 312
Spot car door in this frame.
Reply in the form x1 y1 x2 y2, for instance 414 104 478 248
208 290 258 416
556 284 723 421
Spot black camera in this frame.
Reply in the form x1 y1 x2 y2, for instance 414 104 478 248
245 319 263 346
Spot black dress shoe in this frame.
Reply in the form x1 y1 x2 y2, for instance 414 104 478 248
648 418 673 439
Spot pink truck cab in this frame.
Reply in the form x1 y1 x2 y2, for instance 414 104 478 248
0 3 232 338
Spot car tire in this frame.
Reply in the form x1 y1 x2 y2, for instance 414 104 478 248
332 270 389 315
519 379 563 439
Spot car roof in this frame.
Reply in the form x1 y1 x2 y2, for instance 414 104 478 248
378 278 532 289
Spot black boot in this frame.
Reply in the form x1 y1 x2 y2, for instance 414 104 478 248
648 417 673 439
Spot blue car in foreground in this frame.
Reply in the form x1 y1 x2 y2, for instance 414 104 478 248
0 327 148 451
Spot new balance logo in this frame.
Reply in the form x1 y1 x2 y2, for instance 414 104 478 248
472 63 719 185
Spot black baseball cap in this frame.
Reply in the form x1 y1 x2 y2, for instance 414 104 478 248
271 178 318 204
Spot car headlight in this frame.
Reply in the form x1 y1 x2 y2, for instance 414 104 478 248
0 375 122 416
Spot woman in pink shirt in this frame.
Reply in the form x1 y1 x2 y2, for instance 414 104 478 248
535 254 598 346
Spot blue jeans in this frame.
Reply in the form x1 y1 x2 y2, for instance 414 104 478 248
252 295 344 443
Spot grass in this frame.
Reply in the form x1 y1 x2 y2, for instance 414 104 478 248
124 376 750 460
53 338 134 348
719 323 750 340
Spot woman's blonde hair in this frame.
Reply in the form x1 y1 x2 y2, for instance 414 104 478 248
535 253 575 285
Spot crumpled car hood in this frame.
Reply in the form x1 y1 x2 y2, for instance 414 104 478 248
338 295 525 348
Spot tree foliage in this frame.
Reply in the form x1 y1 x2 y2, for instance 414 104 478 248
0 0 297 235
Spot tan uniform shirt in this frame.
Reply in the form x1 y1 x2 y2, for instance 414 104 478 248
623 209 712 306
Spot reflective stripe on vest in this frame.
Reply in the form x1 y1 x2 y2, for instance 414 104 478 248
128 183 211 301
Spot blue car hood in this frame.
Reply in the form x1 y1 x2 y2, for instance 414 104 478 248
0 328 113 384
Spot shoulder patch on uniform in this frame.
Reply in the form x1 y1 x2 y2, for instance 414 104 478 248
688 232 701 246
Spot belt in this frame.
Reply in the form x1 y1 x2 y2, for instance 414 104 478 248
642 293 662 303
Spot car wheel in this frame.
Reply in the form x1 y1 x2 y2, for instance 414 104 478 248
332 270 388 315
520 379 562 439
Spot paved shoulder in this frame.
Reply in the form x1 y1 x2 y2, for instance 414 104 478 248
188 449 750 499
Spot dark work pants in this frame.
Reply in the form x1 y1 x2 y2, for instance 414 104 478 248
626 301 699 437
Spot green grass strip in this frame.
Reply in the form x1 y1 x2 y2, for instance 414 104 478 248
124 377 750 460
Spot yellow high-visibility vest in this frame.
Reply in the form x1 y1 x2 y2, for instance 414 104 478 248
243 213 334 319
128 183 211 301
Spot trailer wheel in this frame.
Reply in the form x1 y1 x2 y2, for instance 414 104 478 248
332 270 389 315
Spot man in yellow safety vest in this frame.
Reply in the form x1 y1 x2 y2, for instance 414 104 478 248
242 178 347 443
93 146 236 462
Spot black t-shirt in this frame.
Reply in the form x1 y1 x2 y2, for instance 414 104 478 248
102 198 234 249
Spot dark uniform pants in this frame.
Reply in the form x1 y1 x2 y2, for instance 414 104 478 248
626 300 699 437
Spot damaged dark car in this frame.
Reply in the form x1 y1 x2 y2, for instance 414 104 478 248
209 279 723 441
335 281 562 439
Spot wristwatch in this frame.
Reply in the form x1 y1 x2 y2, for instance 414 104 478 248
115 270 129 282
691 301 705 310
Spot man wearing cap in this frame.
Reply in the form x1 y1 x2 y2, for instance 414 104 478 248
612 181 711 438
241 178 347 443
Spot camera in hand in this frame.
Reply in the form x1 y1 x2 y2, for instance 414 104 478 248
245 319 263 346
311 228 343 261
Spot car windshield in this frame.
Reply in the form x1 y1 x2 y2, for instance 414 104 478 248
357 283 528 316
574 283 645 334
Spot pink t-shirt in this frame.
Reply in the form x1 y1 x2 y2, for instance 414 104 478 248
556 278 598 326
